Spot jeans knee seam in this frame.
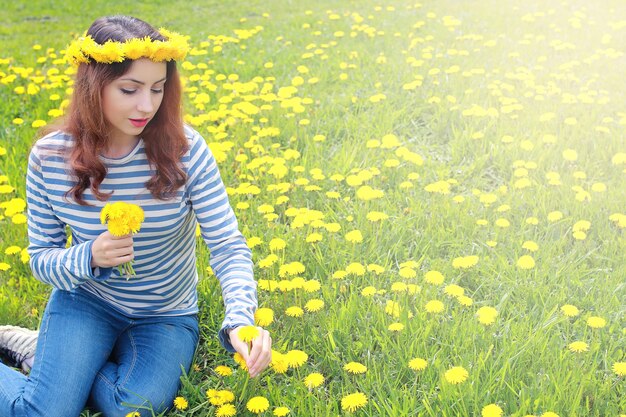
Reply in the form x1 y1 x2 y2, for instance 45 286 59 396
118 329 138 389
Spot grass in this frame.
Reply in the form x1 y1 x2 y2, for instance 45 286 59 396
1 0 626 416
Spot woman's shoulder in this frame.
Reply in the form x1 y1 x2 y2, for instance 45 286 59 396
32 130 73 152
30 130 73 164
183 124 211 154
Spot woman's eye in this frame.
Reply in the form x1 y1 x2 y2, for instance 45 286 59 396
120 88 136 95
151 88 163 94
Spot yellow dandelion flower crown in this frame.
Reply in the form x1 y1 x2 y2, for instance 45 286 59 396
65 28 189 66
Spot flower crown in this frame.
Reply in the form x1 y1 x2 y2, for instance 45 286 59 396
65 28 189 65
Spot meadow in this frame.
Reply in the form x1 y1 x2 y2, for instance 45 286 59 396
1 0 625 416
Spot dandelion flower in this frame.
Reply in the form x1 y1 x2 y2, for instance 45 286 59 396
285 306 304 317
269 238 286 251
477 306 498 325
452 255 479 269
517 255 535 269
344 361 367 374
561 304 580 317
345 230 363 243
270 351 289 374
425 300 444 313
482 404 503 417
173 396 188 410
458 295 473 306
361 286 377 296
208 390 235 406
247 396 269 414
255 308 274 326
285 349 308 368
408 357 428 371
540 412 560 417
216 404 237 417
341 392 368 412
233 352 248 371
444 366 469 384
586 316 606 329
125 413 140 417
568 341 589 353
425 270 444 285
214 365 233 376
238 325 260 342
444 284 464 298
304 372 325 388
305 299 324 312
388 322 404 332
522 241 538 252
612 361 626 376
273 406 291 416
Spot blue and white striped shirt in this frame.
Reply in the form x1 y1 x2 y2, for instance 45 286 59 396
26 125 256 351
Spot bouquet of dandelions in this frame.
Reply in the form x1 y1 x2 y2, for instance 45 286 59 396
100 202 144 278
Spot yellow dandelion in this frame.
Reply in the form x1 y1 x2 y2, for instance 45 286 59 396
247 396 269 414
233 352 248 371
482 404 503 417
285 306 304 317
425 270 444 285
444 366 469 384
540 412 560 417
586 316 606 329
425 300 444 313
125 413 140 417
273 406 290 416
255 307 274 326
388 322 404 332
517 255 535 269
173 396 188 411
457 295 473 306
238 325 260 342
285 350 308 368
304 299 324 312
341 392 368 412
408 357 428 371
452 255 479 269
269 238 286 251
477 306 498 325
612 362 626 376
216 403 237 417
344 361 367 374
4 246 21 255
270 351 288 374
213 364 232 377
568 341 589 353
444 284 464 298
361 286 377 296
345 229 363 243
304 372 325 389
561 304 580 317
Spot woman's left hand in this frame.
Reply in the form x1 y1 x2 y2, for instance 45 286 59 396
229 326 272 378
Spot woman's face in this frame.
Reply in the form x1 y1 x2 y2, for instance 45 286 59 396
101 58 167 144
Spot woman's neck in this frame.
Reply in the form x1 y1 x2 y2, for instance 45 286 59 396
102 137 140 159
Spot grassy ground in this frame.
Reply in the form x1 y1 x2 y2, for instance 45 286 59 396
1 0 625 416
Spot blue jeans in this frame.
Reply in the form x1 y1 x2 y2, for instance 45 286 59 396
0 289 199 417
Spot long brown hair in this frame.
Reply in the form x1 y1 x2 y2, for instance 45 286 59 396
42 15 188 205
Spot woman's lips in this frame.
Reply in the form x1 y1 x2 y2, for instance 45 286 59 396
129 118 149 127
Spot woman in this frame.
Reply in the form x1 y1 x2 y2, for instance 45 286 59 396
0 15 271 417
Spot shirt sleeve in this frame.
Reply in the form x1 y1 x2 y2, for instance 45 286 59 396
187 131 257 352
26 146 112 290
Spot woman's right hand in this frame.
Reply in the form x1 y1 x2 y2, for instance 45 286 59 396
91 231 134 268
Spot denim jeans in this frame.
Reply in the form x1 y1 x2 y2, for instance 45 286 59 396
0 288 199 417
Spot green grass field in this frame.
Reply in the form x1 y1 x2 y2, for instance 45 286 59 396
1 0 625 416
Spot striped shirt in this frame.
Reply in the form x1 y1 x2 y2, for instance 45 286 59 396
26 125 256 351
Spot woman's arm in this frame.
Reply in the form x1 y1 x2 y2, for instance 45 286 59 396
26 147 112 290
